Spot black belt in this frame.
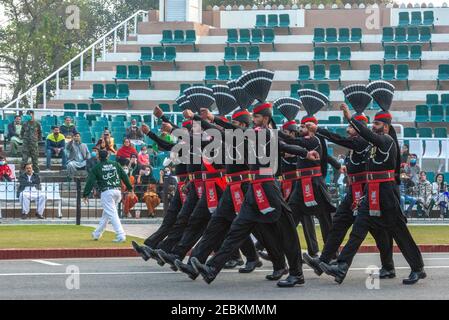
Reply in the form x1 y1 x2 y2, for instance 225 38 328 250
367 171 395 181
202 171 223 180
296 168 322 178
348 172 368 184
189 172 203 181
280 170 298 181
249 174 275 181
226 173 251 183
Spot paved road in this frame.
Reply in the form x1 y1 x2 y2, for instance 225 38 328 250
0 253 448 300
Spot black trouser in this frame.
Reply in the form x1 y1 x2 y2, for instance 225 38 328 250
298 215 320 256
144 188 182 248
189 216 258 264
338 209 423 272
156 185 199 252
208 210 302 276
320 194 394 270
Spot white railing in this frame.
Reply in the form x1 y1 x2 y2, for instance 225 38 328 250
2 10 148 110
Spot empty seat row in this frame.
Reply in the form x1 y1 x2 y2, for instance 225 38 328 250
404 127 447 138
255 14 290 33
398 11 434 28
369 64 410 89
223 46 260 65
415 102 449 124
90 84 131 108
63 103 102 113
139 46 177 69
290 83 330 99
313 46 351 67
160 29 197 51
383 45 422 67
226 28 275 49
114 65 152 87
313 28 362 47
425 93 449 106
204 65 243 83
382 26 432 48
297 64 342 86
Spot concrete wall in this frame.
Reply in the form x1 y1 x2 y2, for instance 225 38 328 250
219 9 305 29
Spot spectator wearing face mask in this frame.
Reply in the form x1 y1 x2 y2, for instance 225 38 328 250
137 145 150 167
136 166 160 217
121 163 138 218
0 155 14 182
126 119 145 146
400 170 417 217
404 154 420 184
416 171 433 217
430 174 449 219
116 138 138 166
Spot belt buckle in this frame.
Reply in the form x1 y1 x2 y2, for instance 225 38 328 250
368 173 373 180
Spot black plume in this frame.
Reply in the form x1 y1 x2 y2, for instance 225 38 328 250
183 86 215 112
342 84 373 114
227 80 254 109
236 69 275 102
366 80 395 111
212 85 239 116
273 97 301 121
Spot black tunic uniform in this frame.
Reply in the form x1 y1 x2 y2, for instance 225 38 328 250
337 118 424 271
316 127 394 269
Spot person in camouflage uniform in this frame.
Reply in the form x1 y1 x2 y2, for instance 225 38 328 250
20 110 42 173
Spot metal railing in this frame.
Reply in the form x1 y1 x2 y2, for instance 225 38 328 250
2 10 149 110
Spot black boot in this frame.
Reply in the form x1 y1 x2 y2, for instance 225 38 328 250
191 257 218 284
174 259 199 280
302 252 323 276
143 246 165 266
265 268 288 281
277 274 305 288
156 249 178 271
258 250 272 262
224 258 244 269
379 267 396 279
131 241 150 261
403 270 426 285
319 261 349 284
239 260 263 273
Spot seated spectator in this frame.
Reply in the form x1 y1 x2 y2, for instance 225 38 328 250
18 163 46 219
7 115 23 156
136 165 160 217
416 171 433 217
431 173 449 218
400 144 410 166
129 154 139 176
404 154 420 184
65 132 90 178
95 137 116 154
137 145 150 167
102 129 115 149
116 138 138 166
60 116 77 142
126 119 145 145
400 170 417 217
0 155 14 182
121 162 138 218
86 147 99 173
46 126 67 170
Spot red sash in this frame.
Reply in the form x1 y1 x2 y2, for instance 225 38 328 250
366 170 395 216
279 170 298 200
226 171 251 214
348 172 367 210
203 159 226 213
194 180 204 199
297 166 322 207
250 171 275 214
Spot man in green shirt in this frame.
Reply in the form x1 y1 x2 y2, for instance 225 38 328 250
83 150 134 242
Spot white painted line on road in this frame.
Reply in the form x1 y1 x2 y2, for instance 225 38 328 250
1 265 448 277
424 257 449 260
31 260 62 266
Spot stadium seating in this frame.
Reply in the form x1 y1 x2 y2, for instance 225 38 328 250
437 64 449 89
313 47 351 67
160 29 197 51
383 45 422 67
114 65 152 88
382 26 432 49
313 27 362 48
223 46 260 66
254 14 290 34
139 46 177 69
89 83 130 108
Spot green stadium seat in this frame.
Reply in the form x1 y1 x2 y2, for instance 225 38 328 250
172 104 181 113
90 84 104 101
279 14 291 34
338 28 350 42
382 64 395 81
434 127 447 138
410 45 422 66
204 65 217 82
431 104 444 122
437 64 449 89
114 65 127 80
251 28 263 43
159 104 171 112
139 47 152 63
395 27 407 42
369 64 382 81
419 26 432 45
77 103 89 112
117 84 130 104
423 11 434 29
165 46 176 61
239 29 251 43
415 104 429 123
224 46 235 62
255 15 266 28
411 11 422 26
407 27 419 42
441 94 449 107
383 46 396 62
325 28 338 42
328 116 342 124
329 64 342 87
104 84 117 99
313 28 325 44
218 65 230 81
263 28 275 49
396 64 410 90
227 29 239 45
236 46 248 60
382 27 394 44
127 65 139 79
140 65 152 81
64 103 76 110
317 83 330 97
303 83 316 90
290 83 301 98
248 46 260 64
173 30 185 43
418 127 433 138
179 83 191 95
152 47 165 61
326 47 338 61
350 28 362 45
230 65 242 80
161 30 173 44
185 30 196 43
90 103 102 111
426 94 439 106
267 14 278 28
313 64 326 81
404 127 417 137
313 47 325 63
298 65 311 82
339 47 351 67
398 12 410 26
426 171 435 183
112 115 127 122
396 45 409 60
